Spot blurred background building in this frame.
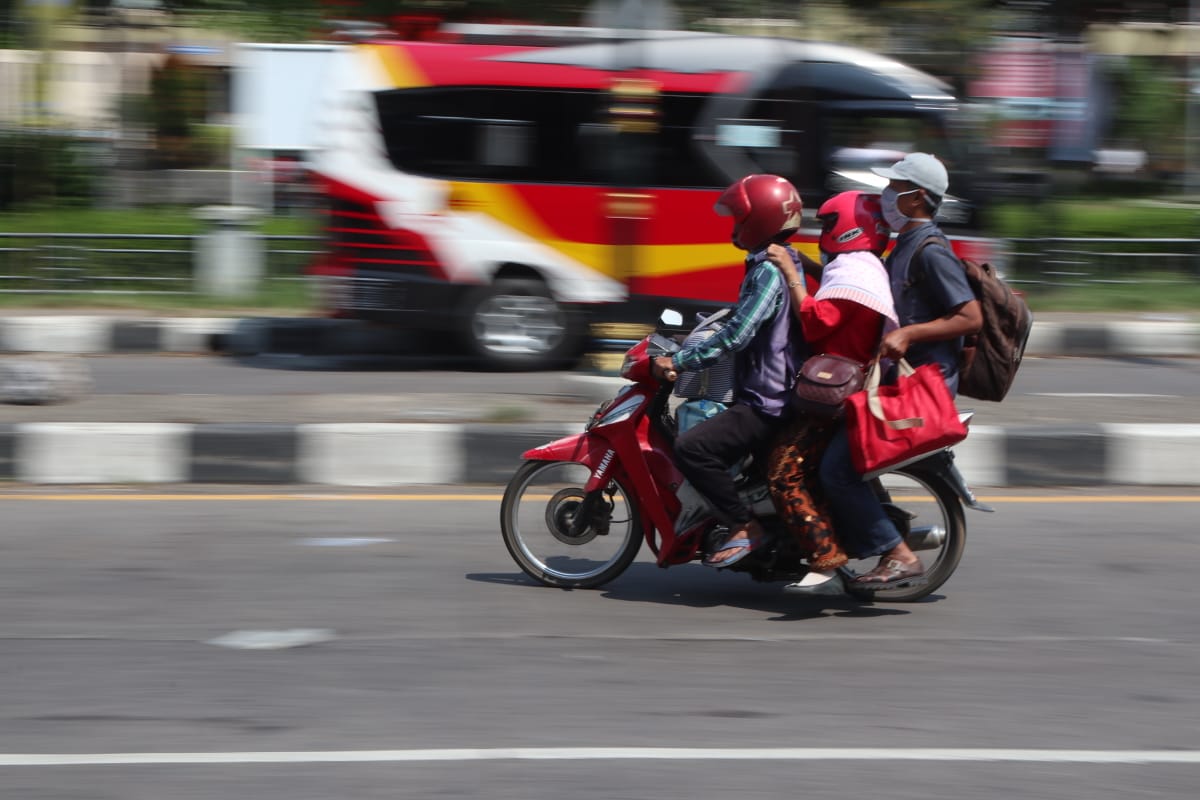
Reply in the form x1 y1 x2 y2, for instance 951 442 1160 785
0 0 1197 210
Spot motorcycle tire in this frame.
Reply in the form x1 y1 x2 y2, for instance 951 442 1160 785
500 460 643 589
845 462 967 603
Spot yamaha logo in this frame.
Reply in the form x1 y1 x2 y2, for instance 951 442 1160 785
592 449 615 481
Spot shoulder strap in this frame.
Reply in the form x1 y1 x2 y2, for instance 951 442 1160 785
907 232 956 286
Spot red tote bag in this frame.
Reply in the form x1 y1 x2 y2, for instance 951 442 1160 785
845 359 968 479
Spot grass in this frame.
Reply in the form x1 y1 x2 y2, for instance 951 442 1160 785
990 198 1200 239
1020 273 1200 313
0 206 320 236
0 204 321 313
0 283 315 315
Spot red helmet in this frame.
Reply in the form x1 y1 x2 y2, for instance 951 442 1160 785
714 174 803 252
816 191 890 255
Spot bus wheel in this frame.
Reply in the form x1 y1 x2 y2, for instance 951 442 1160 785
461 279 582 370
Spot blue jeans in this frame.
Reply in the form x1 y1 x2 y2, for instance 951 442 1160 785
819 424 902 559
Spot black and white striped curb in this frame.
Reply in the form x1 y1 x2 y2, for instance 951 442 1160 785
0 317 238 354
2 315 1200 357
0 422 1197 487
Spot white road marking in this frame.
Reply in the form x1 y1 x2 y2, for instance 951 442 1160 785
206 629 337 650
3 748 1200 767
1029 393 1177 398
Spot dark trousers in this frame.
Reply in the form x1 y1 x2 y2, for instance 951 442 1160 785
818 424 902 558
673 403 780 525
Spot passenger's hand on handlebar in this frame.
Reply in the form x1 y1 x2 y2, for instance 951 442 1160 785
652 356 678 383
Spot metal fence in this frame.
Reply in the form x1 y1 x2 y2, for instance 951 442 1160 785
1006 238 1200 287
0 233 322 296
0 233 1196 296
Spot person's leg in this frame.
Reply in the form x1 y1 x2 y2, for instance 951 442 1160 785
767 418 850 593
819 425 901 557
818 425 924 585
674 404 777 565
766 419 847 569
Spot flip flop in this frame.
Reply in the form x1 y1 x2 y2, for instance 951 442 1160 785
703 537 757 568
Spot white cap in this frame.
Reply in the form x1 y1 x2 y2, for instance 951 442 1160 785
871 152 949 197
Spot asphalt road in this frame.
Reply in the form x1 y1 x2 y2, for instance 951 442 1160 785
75 352 1200 398
2 487 1199 798
4 353 1200 425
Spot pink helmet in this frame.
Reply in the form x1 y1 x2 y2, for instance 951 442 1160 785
816 191 889 255
714 174 803 252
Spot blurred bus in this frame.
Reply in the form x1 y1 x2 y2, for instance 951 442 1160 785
307 27 999 369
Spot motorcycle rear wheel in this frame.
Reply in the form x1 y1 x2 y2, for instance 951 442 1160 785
501 460 643 589
844 463 966 603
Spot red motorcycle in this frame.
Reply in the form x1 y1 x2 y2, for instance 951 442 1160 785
500 314 991 602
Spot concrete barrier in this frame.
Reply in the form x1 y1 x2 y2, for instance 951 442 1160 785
0 422 1196 487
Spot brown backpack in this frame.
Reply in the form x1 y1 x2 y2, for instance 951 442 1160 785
913 236 1034 402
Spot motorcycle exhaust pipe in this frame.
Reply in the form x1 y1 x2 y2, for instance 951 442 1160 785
906 525 945 551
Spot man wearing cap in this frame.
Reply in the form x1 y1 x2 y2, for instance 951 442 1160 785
872 152 981 394
817 152 982 591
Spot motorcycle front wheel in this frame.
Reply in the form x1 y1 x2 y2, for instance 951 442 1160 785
500 460 643 589
844 463 966 603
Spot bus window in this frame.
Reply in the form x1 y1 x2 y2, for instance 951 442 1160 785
480 120 533 169
716 119 794 177
376 86 606 184
702 95 817 198
653 93 726 189
825 113 947 166
821 112 978 228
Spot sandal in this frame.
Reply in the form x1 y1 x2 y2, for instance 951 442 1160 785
703 521 765 568
849 557 927 590
703 537 758 568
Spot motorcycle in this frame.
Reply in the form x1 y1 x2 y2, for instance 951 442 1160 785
500 311 992 602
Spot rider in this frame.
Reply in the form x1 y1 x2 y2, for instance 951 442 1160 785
821 152 982 590
652 174 806 569
764 191 897 595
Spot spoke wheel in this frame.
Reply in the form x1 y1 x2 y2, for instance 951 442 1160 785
844 465 966 603
501 460 642 589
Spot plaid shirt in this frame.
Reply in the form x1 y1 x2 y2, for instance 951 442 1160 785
672 254 785 373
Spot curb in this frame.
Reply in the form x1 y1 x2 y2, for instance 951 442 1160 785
2 315 1200 358
2 421 1199 487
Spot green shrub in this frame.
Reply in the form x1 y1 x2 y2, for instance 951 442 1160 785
0 129 99 209
990 199 1200 239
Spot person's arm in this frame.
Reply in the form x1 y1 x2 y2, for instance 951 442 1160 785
765 243 808 315
796 249 824 282
765 243 821 321
668 261 783 374
879 298 981 361
880 240 981 360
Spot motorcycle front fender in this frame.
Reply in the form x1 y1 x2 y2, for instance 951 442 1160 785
521 430 679 550
522 432 638 496
522 433 605 466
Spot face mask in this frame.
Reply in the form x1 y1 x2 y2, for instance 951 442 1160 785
819 251 832 266
880 187 921 231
